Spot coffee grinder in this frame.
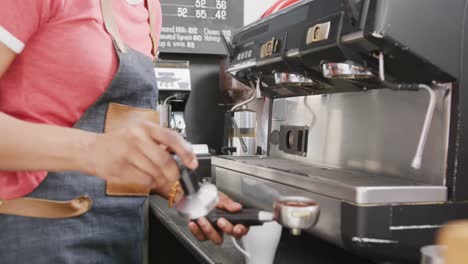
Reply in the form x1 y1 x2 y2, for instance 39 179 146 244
155 59 191 137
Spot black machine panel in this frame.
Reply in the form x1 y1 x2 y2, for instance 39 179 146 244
226 0 462 98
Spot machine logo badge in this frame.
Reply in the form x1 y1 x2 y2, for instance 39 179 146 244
261 37 280 58
306 21 331 44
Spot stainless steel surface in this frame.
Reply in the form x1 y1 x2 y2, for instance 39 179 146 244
158 103 172 128
228 110 257 156
274 73 318 87
227 59 256 74
213 166 342 244
175 183 219 220
322 62 374 80
274 196 320 236
230 116 248 153
246 98 271 155
270 87 452 186
212 156 447 204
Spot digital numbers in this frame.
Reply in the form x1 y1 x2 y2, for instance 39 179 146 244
195 0 207 8
172 1 229 20
216 0 227 10
196 9 207 19
177 7 188 17
215 0 227 20
215 10 226 20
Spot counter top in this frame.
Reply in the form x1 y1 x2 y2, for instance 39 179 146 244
149 195 376 264
149 195 244 264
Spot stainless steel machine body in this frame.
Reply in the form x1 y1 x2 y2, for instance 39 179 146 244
225 109 257 156
213 0 468 262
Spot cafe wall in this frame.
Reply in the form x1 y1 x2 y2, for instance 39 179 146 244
244 0 279 25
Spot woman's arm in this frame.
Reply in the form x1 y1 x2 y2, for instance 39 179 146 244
0 111 96 173
0 42 92 172
0 42 197 197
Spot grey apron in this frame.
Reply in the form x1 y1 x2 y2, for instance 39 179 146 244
0 0 159 263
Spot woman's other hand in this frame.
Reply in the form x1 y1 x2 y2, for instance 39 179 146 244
188 192 249 245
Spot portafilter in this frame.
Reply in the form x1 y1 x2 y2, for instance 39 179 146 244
207 196 320 236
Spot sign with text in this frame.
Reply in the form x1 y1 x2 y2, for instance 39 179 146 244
154 67 192 91
159 0 244 55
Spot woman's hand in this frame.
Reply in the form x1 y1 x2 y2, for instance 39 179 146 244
85 121 197 197
188 192 249 245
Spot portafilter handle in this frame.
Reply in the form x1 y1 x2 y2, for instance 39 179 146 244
205 196 320 236
206 208 274 227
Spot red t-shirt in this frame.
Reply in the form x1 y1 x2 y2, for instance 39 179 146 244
0 0 162 199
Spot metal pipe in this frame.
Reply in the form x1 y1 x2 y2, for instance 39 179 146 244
230 79 257 112
411 84 436 170
255 78 263 99
378 52 436 170
379 52 386 81
163 95 177 105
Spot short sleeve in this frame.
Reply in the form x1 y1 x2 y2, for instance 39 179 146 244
0 0 52 53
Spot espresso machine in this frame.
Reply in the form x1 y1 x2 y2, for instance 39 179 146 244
212 0 468 262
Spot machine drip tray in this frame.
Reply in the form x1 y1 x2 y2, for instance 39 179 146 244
212 156 447 204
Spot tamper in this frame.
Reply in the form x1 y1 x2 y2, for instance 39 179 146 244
173 156 219 220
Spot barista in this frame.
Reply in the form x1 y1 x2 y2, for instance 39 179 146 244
0 0 247 263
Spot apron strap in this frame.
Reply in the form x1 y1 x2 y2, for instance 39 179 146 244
147 0 159 58
0 195 92 219
100 0 159 58
100 0 127 54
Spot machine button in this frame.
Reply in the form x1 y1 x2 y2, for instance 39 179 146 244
306 21 331 44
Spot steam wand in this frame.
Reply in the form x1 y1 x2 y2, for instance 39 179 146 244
230 78 258 112
378 53 436 169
